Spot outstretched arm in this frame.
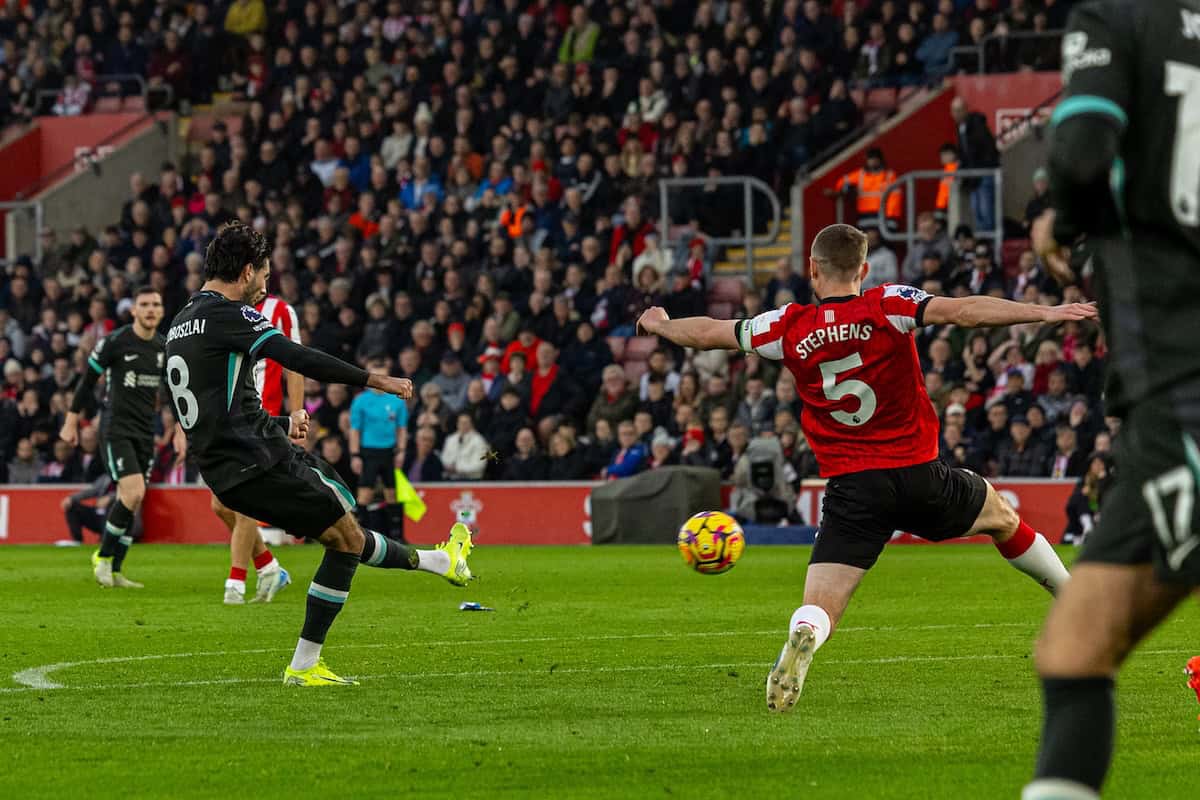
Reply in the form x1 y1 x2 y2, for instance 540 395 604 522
257 336 414 398
636 307 738 351
923 295 1096 329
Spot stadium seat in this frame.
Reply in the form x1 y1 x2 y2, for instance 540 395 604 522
1002 238 1031 280
865 88 898 115
185 115 213 144
606 336 626 363
707 301 734 320
93 96 122 113
623 336 658 363
623 360 649 383
709 277 745 305
122 95 146 113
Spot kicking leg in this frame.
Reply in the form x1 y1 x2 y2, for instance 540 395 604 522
1022 563 1188 799
358 523 474 586
968 482 1070 595
767 562 866 712
94 474 145 589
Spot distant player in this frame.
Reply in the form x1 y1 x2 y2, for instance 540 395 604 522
61 286 187 588
216 293 302 606
1024 3 1200 797
637 223 1093 712
166 222 473 686
349 355 408 541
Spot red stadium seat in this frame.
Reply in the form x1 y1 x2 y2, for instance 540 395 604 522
709 277 745 304
1002 238 1032 280
707 301 734 320
606 336 626 362
121 95 146 113
623 336 658 363
93 96 122 113
623 360 649 383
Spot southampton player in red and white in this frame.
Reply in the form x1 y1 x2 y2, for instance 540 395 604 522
638 224 1096 712
212 294 303 605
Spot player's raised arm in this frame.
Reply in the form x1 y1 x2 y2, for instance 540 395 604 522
636 306 739 351
922 295 1097 329
256 335 414 399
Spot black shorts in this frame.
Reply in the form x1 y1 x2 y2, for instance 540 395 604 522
103 436 154 481
813 460 989 570
359 447 396 491
216 447 356 540
1078 396 1200 584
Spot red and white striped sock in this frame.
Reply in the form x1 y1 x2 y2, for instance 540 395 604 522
226 566 247 593
996 520 1070 595
254 549 278 575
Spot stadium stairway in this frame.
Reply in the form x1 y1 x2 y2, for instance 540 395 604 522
713 213 794 287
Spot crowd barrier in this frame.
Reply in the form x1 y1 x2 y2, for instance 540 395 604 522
0 479 1076 546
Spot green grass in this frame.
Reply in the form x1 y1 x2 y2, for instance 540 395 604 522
1 544 1197 799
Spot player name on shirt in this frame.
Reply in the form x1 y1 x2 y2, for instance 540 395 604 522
794 322 874 360
167 318 208 342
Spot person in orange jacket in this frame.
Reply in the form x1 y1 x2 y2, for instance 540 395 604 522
935 143 960 222
834 147 902 227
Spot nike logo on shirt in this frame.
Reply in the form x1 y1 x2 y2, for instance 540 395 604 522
124 354 138 362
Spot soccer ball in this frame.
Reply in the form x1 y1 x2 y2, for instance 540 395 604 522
677 511 746 574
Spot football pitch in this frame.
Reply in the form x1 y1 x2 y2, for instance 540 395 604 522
2 544 1197 799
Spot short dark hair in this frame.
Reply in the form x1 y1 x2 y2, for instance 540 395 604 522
134 285 160 299
204 221 270 282
811 223 869 280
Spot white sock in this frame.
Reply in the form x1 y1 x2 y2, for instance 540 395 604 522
1021 779 1099 800
256 557 279 576
1007 533 1070 595
225 578 245 594
789 604 832 651
416 549 450 575
290 638 322 671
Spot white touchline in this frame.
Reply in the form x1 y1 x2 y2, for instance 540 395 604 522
2 648 1193 695
7 621 1035 691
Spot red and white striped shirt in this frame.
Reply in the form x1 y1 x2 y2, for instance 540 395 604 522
253 295 301 415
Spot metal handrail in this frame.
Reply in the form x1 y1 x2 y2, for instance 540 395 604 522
34 73 173 115
996 88 1064 150
951 29 1065 74
657 176 781 282
873 167 1003 252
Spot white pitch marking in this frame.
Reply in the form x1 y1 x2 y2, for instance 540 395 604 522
7 622 1035 690
1 648 1193 695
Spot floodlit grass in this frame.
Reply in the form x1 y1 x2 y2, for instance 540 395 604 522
2 544 1196 799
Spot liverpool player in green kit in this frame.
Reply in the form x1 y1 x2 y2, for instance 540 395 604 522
61 286 186 588
165 222 474 686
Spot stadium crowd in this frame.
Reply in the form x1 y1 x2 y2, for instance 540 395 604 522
0 0 1096 527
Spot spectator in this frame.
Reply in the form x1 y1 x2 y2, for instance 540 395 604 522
902 212 954 284
441 413 490 481
605 420 647 480
833 147 900 228
7 438 42 484
863 227 899 289
587 365 638 432
502 427 549 481
647 430 677 470
638 349 681 401
917 12 960 79
1065 340 1105 405
1023 167 1052 233
996 415 1049 477
765 259 812 309
951 97 1000 234
529 341 580 422
402 427 443 483
431 353 470 414
547 429 589 480
934 144 960 223
735 376 777 437
559 6 600 65
1049 425 1087 479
